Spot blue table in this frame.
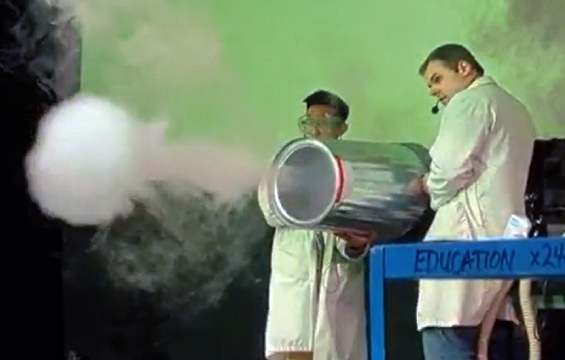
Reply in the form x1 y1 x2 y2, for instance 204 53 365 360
368 237 565 360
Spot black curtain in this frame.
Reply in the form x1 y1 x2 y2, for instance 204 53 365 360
62 223 273 360
2 30 64 360
3 1 78 357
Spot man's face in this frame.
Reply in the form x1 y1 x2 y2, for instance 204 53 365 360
423 60 476 106
298 104 348 139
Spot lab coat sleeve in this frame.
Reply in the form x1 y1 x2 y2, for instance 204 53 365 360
426 96 492 210
335 239 370 262
257 175 285 227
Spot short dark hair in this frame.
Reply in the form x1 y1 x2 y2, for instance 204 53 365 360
303 90 350 121
418 44 485 77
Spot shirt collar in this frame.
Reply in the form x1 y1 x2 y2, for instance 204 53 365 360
467 75 495 90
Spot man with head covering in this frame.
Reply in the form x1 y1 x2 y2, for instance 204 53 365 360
258 90 372 360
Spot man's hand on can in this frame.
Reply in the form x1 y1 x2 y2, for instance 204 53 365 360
408 173 429 196
334 230 376 258
334 229 375 247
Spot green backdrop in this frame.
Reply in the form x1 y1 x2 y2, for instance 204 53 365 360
74 2 565 358
79 0 565 159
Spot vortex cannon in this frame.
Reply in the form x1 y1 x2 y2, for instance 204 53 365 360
264 138 431 238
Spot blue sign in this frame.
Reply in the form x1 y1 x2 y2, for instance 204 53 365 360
377 238 565 279
413 242 564 275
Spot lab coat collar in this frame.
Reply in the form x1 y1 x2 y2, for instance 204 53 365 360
467 76 496 90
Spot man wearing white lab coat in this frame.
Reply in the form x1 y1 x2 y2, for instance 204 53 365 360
413 44 536 360
258 90 373 360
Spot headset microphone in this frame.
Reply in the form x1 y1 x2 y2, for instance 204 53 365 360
431 100 440 115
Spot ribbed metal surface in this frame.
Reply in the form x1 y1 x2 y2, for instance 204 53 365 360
267 138 431 239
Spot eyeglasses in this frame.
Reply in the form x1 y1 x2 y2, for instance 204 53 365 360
297 115 343 133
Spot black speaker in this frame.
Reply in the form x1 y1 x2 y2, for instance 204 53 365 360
526 138 565 231
523 138 565 360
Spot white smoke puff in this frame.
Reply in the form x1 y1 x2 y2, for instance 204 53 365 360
26 94 146 226
130 119 266 201
143 139 266 201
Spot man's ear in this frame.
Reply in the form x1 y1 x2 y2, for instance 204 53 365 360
457 60 472 76
337 123 348 137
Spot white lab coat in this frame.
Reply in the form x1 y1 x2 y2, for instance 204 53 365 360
417 76 537 330
257 179 368 360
